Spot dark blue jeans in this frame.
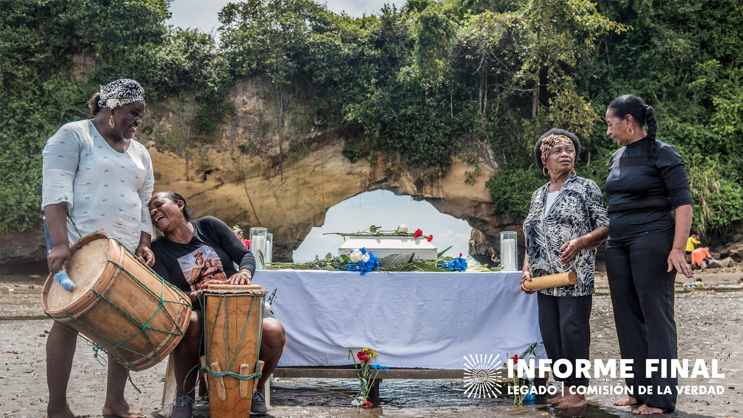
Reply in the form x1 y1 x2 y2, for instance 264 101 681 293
606 230 677 411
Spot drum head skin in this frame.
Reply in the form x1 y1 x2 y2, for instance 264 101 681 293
45 237 110 312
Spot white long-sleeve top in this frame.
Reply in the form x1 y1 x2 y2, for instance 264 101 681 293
41 119 154 250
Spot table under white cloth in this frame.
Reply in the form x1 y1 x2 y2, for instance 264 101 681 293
253 270 545 369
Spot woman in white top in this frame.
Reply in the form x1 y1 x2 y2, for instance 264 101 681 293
42 78 154 418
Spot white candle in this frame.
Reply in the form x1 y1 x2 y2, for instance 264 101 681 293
251 236 266 269
501 239 517 271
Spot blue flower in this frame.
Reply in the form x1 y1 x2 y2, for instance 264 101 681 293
441 256 467 272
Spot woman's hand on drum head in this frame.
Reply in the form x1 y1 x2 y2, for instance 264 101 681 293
228 269 252 285
47 245 71 274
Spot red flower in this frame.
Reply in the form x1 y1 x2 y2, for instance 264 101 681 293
357 351 369 360
427 235 433 242
459 253 463 258
513 354 519 364
359 355 370 362
361 401 373 408
414 229 423 239
243 239 250 248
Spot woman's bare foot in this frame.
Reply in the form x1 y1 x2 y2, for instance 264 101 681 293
47 402 75 418
556 393 586 409
101 404 146 418
547 393 565 404
614 396 640 406
633 404 666 415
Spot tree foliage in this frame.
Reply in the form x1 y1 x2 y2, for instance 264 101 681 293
1 0 741 236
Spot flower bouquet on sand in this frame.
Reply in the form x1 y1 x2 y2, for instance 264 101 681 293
349 347 388 408
505 343 540 405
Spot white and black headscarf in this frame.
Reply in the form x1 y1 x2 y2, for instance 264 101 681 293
99 78 145 109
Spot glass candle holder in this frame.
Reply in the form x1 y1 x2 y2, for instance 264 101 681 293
500 231 518 271
265 233 273 266
249 227 268 269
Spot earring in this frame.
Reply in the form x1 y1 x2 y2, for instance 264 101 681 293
109 114 115 129
543 167 549 176
626 126 633 135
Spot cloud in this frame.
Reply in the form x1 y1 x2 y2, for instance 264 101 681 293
168 0 405 35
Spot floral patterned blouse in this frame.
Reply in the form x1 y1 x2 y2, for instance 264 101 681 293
523 175 609 297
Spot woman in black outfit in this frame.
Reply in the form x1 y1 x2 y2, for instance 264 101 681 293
149 191 285 417
604 95 693 415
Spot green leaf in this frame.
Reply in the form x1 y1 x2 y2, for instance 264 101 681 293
325 252 333 260
437 246 453 258
326 264 336 271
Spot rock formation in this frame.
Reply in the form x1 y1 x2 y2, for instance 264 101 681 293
147 81 519 262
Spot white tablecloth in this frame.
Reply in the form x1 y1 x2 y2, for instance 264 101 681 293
254 270 545 369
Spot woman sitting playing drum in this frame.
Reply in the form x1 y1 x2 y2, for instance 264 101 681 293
148 191 286 417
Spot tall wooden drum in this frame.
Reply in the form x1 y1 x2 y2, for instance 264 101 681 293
202 284 267 417
41 231 192 371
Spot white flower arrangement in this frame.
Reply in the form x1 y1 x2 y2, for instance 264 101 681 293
349 249 370 263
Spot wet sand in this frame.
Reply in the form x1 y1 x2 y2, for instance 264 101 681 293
1 268 741 417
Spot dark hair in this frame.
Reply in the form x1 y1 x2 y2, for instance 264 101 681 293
88 92 102 116
156 191 195 221
608 94 658 158
533 128 581 170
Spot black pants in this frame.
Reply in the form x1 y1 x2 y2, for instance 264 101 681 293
606 230 677 411
537 293 592 387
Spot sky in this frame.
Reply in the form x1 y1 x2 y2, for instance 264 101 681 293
292 190 472 262
167 0 473 262
167 0 405 35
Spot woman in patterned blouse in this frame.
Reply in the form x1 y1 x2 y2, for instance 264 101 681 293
521 128 609 409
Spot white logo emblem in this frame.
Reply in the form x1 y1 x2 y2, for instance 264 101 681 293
463 354 503 398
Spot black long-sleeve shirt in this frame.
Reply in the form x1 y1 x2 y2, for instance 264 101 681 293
605 137 692 239
151 216 256 302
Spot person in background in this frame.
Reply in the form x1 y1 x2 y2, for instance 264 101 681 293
489 250 501 268
149 191 286 417
604 94 693 414
685 234 700 263
691 247 716 269
42 79 152 418
521 129 609 409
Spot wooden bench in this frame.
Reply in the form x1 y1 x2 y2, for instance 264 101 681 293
272 366 549 406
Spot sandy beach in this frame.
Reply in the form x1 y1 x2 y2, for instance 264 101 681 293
1 267 741 418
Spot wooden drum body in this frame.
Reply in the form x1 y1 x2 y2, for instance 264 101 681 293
202 284 267 417
41 231 192 371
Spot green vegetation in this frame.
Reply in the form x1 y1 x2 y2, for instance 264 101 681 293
1 0 741 235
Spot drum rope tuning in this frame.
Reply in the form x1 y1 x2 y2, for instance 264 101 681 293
200 293 265 382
